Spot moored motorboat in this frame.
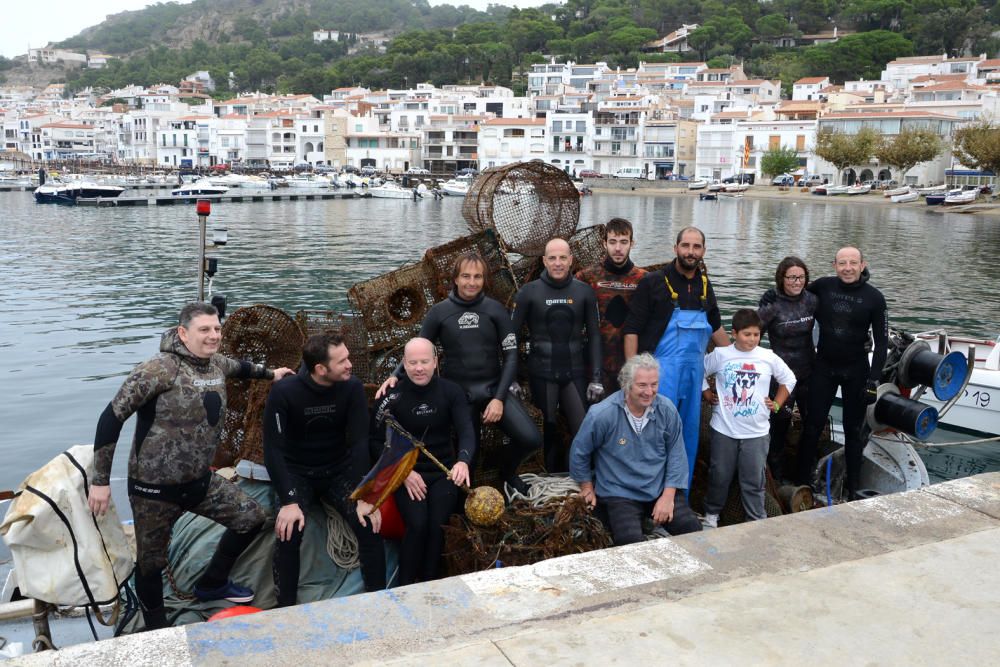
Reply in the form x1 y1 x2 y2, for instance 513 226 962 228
171 179 229 196
370 182 419 199
884 186 911 198
891 191 919 203
811 185 827 195
825 185 849 195
687 179 708 190
917 184 948 196
943 190 977 205
706 181 725 192
846 184 871 195
34 181 126 204
723 183 750 193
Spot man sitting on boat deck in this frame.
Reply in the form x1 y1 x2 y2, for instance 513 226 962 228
87 302 293 630
569 353 701 545
575 217 647 395
264 332 386 607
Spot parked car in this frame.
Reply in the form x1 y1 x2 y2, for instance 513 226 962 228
406 167 431 176
772 174 795 186
578 169 602 178
613 167 645 179
722 173 755 184
455 167 479 176
802 175 824 186
360 166 378 176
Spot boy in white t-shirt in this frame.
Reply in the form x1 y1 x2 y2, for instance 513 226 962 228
701 309 796 527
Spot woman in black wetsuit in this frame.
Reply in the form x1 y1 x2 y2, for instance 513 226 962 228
377 252 542 493
757 256 817 481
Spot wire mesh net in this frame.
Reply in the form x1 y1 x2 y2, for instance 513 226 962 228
294 310 373 387
567 224 607 273
217 305 305 466
462 162 581 257
347 261 436 353
423 229 518 308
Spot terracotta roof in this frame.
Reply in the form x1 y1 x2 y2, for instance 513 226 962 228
915 81 990 92
978 59 1000 68
40 122 91 129
482 118 545 126
795 77 828 85
888 55 944 64
605 96 644 101
911 73 969 83
727 79 773 86
220 113 246 120
777 101 823 111
711 110 754 119
822 110 960 120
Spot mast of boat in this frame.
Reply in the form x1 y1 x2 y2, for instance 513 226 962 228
196 199 210 301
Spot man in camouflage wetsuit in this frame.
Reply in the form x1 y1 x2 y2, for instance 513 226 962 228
575 218 647 395
88 302 292 629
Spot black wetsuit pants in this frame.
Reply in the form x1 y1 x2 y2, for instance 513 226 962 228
130 474 265 630
528 375 587 473
273 471 386 607
393 471 458 586
597 495 702 546
795 359 869 496
767 377 810 481
466 387 542 484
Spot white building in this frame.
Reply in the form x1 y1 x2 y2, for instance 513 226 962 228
40 122 96 160
478 118 546 168
546 112 593 175
881 54 985 90
792 77 830 101
27 48 86 65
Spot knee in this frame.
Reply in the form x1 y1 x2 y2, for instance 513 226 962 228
234 502 266 534
277 525 304 551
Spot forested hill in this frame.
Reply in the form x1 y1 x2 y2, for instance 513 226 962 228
8 0 1000 99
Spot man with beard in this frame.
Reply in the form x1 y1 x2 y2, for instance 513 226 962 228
622 227 730 484
512 237 602 472
575 218 647 395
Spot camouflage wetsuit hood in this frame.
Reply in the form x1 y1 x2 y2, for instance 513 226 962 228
93 327 271 486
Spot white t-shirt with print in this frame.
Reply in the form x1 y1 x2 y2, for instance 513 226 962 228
703 344 797 439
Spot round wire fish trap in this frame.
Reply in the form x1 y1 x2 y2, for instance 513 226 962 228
423 229 518 308
462 162 581 257
347 262 437 353
217 305 305 466
294 310 373 386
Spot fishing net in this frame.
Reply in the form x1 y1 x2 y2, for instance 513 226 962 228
347 261 436 353
442 494 612 576
217 305 305 466
462 162 581 257
472 399 546 489
294 310 373 386
423 229 519 308
567 224 607 274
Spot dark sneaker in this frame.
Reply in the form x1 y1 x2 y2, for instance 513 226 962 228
193 580 254 604
505 475 530 497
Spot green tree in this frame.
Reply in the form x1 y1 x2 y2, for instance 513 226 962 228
951 120 1000 184
814 126 879 182
874 127 942 183
760 146 801 177
802 30 913 82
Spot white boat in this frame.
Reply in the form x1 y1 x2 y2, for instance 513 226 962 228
846 184 871 195
370 182 419 199
943 190 977 205
884 186 911 198
825 185 849 195
34 181 125 204
285 175 330 189
912 332 999 436
723 183 750 193
916 184 948 196
209 174 268 189
171 179 228 196
891 191 920 203
687 179 708 190
707 181 725 192
440 175 473 196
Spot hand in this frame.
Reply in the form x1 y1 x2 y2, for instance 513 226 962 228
578 481 597 509
482 398 504 424
272 367 294 381
355 500 382 534
764 396 775 412
702 389 719 406
275 503 305 541
403 471 427 501
508 382 523 400
586 382 605 403
865 379 879 405
88 485 111 516
450 462 471 488
652 492 675 524
375 375 398 399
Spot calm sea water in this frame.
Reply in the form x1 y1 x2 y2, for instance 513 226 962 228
1 189 998 491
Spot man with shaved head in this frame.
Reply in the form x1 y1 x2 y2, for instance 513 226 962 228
370 337 475 584
512 237 602 472
792 246 888 500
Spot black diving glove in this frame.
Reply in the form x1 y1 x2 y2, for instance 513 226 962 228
864 379 879 405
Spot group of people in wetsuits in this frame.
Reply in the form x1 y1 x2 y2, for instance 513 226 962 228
87 219 886 630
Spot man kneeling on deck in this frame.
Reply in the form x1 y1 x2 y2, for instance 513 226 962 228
264 332 386 606
569 353 701 545
88 302 293 630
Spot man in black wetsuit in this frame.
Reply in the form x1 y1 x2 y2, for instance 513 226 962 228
263 332 385 607
793 246 888 500
512 237 602 472
377 251 541 494
371 337 476 585
87 302 293 630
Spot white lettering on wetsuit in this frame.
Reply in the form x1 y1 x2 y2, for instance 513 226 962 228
457 312 480 329
192 378 225 387
545 298 574 306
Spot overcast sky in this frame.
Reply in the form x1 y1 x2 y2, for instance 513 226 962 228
1 0 552 59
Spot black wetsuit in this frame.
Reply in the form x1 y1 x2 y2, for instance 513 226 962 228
511 271 601 472
263 368 384 605
794 270 888 496
416 290 541 485
372 376 475 585
758 287 818 479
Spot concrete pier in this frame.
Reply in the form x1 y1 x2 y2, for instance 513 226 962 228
15 473 1000 666
74 192 370 207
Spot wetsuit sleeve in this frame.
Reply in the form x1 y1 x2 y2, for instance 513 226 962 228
569 409 602 484
621 273 652 337
221 356 273 380
663 405 690 490
262 384 297 505
369 394 392 461
347 381 371 485
757 289 778 332
584 286 602 384
511 284 530 335
492 303 518 402
448 383 477 465
869 292 889 383
93 356 175 486
705 280 723 332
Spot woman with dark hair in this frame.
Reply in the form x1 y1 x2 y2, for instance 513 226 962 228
757 256 817 481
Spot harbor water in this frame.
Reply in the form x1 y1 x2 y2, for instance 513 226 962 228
1 189 999 492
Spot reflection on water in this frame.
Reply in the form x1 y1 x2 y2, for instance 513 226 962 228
1 191 998 488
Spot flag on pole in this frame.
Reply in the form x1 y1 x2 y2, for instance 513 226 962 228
350 418 420 511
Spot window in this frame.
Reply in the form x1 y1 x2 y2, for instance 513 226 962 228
769 135 780 149
576 121 586 132
796 135 805 152
503 129 525 138
552 120 562 132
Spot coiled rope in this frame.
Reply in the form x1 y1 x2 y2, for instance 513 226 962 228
321 500 360 570
505 474 581 506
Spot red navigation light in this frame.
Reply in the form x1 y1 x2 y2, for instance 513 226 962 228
196 199 211 216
